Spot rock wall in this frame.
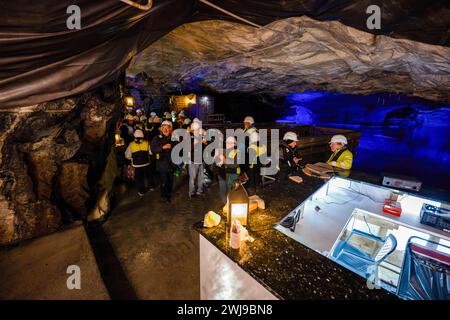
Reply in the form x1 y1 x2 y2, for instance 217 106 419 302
129 17 450 103
0 87 121 245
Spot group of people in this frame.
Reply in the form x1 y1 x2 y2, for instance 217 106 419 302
120 108 192 202
118 107 354 205
279 131 353 176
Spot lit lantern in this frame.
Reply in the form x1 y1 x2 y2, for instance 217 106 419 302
115 132 125 147
227 181 249 226
124 96 135 107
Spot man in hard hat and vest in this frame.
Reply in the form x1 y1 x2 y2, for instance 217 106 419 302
125 130 155 196
151 120 176 203
242 116 261 194
326 135 353 170
145 111 161 141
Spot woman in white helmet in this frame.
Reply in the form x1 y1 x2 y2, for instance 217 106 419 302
326 135 353 170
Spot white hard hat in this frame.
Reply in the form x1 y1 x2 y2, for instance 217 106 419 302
179 110 185 116
283 131 298 142
225 136 236 144
243 116 254 124
183 118 192 125
192 118 200 123
191 122 201 131
136 109 142 114
330 135 348 145
134 130 144 138
161 120 173 127
150 112 156 117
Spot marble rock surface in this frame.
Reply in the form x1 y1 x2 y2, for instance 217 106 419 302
129 17 450 103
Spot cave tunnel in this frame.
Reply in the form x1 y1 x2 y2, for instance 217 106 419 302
0 0 449 304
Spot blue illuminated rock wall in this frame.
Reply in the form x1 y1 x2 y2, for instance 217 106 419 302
277 92 450 190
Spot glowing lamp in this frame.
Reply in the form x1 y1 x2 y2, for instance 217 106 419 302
124 96 135 107
185 94 197 105
227 181 249 226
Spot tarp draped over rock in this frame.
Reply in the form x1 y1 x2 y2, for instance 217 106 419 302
128 17 450 103
193 0 450 47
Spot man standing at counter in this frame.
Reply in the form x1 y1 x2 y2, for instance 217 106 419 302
326 135 353 170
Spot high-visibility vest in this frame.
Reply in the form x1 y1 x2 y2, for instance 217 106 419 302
130 141 150 167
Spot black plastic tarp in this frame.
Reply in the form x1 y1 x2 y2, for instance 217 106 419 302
1 0 449 108
0 0 196 108
194 0 450 46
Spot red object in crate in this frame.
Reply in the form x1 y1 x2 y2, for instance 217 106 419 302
383 199 402 216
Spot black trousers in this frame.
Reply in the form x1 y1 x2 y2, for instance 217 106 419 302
159 169 174 199
135 165 155 194
247 164 261 195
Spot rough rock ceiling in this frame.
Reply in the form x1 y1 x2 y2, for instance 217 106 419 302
128 17 450 103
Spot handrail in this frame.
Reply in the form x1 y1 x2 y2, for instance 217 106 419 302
120 0 153 11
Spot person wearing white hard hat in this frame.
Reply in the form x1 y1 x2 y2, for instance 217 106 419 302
181 117 192 130
187 121 207 198
326 135 353 170
119 114 135 144
151 120 175 203
217 136 238 203
146 112 161 140
125 129 155 196
163 111 171 120
242 116 260 193
280 131 303 177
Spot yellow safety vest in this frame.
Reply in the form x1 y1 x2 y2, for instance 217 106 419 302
327 148 353 170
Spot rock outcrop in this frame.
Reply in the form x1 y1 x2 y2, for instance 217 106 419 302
129 17 450 103
0 88 121 245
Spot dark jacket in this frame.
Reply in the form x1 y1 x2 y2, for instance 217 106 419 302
280 141 302 173
151 134 175 172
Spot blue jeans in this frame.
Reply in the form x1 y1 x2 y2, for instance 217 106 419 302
188 163 204 196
